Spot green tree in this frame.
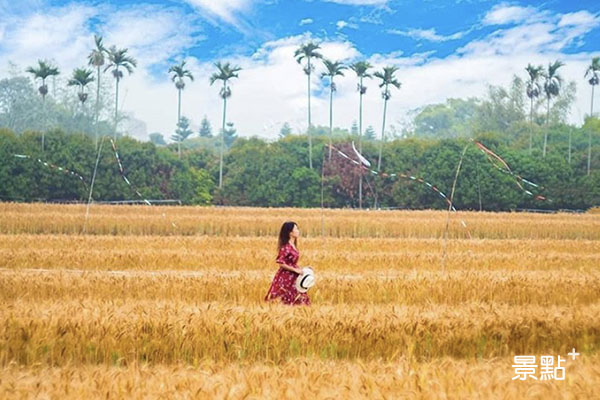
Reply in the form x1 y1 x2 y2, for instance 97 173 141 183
0 77 43 132
583 116 600 176
321 59 346 160
349 60 372 209
279 122 292 138
209 61 242 188
585 57 600 118
351 120 358 136
525 64 543 153
199 115 212 137
67 67 94 109
364 125 376 140
188 167 214 205
87 34 108 147
223 121 237 148
542 60 564 157
171 116 193 143
374 66 401 171
414 98 479 139
104 46 137 139
169 60 194 159
25 59 60 151
149 132 166 146
294 41 323 170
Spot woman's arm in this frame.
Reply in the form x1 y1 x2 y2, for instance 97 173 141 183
277 262 302 275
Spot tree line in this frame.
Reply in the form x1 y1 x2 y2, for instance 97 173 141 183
1 36 599 210
1 122 598 210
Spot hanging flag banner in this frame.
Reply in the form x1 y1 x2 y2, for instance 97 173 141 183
352 141 371 167
327 143 471 238
13 154 87 188
109 138 152 206
109 139 177 228
473 140 552 203
328 144 458 211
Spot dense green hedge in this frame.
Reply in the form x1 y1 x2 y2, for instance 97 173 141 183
0 128 598 210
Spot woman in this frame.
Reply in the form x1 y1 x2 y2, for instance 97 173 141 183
264 221 311 306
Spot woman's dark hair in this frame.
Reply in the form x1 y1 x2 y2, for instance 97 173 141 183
277 221 298 252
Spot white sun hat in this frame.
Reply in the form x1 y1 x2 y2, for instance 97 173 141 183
295 267 315 293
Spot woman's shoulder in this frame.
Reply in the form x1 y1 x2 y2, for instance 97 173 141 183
284 242 294 250
278 243 290 252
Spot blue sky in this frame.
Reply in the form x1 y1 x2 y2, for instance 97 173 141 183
1 0 599 139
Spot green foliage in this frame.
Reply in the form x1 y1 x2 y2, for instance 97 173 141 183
0 126 598 209
279 122 292 138
364 126 376 140
223 122 237 148
149 133 166 146
171 116 193 143
199 116 212 138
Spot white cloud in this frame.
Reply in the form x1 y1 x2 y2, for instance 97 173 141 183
0 5 96 69
299 18 313 26
388 28 466 42
1 1 599 143
336 20 358 30
482 3 538 25
460 8 599 56
322 0 388 5
98 6 203 66
559 11 599 27
183 0 251 27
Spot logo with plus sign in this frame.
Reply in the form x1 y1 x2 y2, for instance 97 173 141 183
568 348 580 360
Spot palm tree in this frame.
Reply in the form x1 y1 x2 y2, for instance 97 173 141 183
585 57 600 175
374 66 401 171
169 60 194 158
87 35 108 147
321 59 346 160
525 64 543 154
25 60 60 151
67 68 94 108
209 61 242 189
542 60 564 157
294 41 323 170
585 57 600 117
104 45 137 139
350 61 372 209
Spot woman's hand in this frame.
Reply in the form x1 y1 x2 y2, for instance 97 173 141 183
294 267 303 275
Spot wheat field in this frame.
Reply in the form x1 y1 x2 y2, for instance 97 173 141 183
0 203 599 399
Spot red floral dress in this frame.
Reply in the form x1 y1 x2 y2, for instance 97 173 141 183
264 242 311 306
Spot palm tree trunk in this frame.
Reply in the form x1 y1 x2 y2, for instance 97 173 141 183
529 97 533 154
588 126 592 176
42 95 46 152
568 128 572 164
377 86 388 171
177 88 182 159
307 61 313 170
592 85 595 117
358 77 363 210
219 82 227 189
95 65 101 149
543 97 549 157
79 87 85 114
114 74 120 140
328 78 333 161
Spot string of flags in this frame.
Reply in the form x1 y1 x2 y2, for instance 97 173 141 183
12 154 87 188
109 138 177 228
109 138 152 206
473 140 551 203
328 143 458 212
330 142 474 236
